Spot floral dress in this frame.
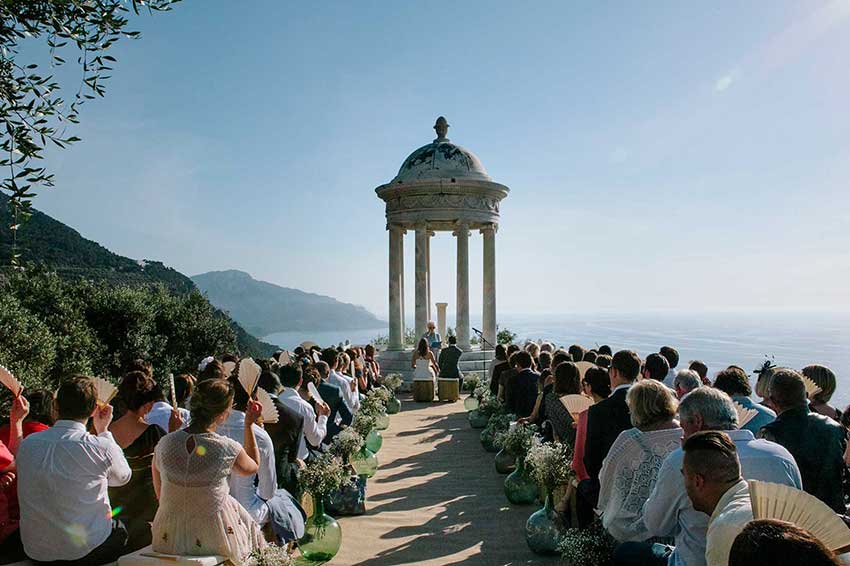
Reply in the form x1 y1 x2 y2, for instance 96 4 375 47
152 430 264 562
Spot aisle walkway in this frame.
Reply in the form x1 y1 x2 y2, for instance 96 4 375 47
334 397 561 566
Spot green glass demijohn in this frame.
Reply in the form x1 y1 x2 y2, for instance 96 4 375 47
525 492 565 554
463 396 480 411
480 427 498 453
386 396 401 414
375 412 390 431
298 496 343 562
468 409 488 429
504 456 537 505
366 429 383 453
494 448 516 474
351 446 378 478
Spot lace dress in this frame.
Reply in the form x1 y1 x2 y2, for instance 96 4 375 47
413 358 435 380
152 430 265 562
597 426 683 542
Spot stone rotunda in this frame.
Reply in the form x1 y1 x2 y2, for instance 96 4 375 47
375 117 509 372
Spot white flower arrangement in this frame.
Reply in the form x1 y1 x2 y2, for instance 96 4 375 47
381 373 403 393
298 453 352 497
243 543 294 566
525 437 575 491
352 412 377 438
329 427 364 460
494 422 537 457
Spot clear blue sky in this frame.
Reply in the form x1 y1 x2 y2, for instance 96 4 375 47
34 0 850 318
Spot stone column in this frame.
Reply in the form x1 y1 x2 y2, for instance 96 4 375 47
481 224 497 347
387 225 404 351
426 229 434 322
454 222 471 350
435 302 448 346
414 223 429 338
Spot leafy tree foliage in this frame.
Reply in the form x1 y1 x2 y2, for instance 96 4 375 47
0 0 179 264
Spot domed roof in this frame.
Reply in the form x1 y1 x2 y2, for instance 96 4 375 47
392 117 490 182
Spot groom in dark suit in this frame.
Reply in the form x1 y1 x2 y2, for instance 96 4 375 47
579 349 640 521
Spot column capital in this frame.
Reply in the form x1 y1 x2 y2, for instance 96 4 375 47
414 221 429 232
479 223 498 235
388 223 407 235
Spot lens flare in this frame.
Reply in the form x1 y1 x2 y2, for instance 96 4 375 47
196 445 207 456
109 506 123 518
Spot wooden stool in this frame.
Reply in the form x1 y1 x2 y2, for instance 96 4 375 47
437 378 460 401
118 546 226 565
412 379 435 402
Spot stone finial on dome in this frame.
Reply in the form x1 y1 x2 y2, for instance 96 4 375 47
434 116 449 142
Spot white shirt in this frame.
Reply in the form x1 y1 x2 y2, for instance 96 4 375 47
146 401 190 433
329 370 360 414
16 420 132 561
279 388 327 459
663 368 678 388
706 479 753 566
217 410 276 525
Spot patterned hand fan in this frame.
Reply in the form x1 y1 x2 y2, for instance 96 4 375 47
238 358 261 397
255 387 279 424
573 361 595 380
802 375 822 399
92 377 118 406
223 361 237 377
278 351 291 365
732 401 759 428
748 480 850 553
560 394 593 420
168 373 177 408
0 365 23 397
307 381 324 405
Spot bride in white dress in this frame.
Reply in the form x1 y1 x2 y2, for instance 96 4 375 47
152 379 265 562
412 338 439 380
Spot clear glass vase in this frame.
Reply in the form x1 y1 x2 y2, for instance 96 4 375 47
351 446 378 478
464 396 480 411
298 496 342 562
375 412 390 430
386 396 401 414
469 409 489 429
366 429 383 453
504 456 538 505
494 448 516 474
525 492 565 554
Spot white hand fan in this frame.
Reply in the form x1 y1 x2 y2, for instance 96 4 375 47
255 387 279 424
307 382 324 405
238 358 261 397
278 351 291 365
299 341 318 351
312 351 321 363
0 365 23 397
92 377 118 406
573 361 595 380
168 373 177 408
560 394 593 419
748 480 850 553
223 361 237 377
732 401 759 429
801 375 822 399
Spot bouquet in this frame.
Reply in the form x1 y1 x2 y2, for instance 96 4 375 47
526 437 575 491
329 427 364 461
298 453 352 497
243 543 294 566
352 412 377 438
381 373 403 393
368 386 391 406
558 519 616 566
462 372 481 392
472 381 490 402
477 391 504 418
494 422 537 458
358 393 385 419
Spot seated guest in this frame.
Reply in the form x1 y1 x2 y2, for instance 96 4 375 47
504 350 539 419
17 376 131 565
526 342 541 370
497 345 521 401
802 365 841 421
729 519 842 566
363 344 381 388
659 346 680 388
713 367 775 435
642 353 670 383
218 377 305 544
314 361 353 444
583 350 598 364
596 354 612 369
759 368 846 513
598 344 613 356
573 366 611 482
674 369 702 399
753 362 777 410
0 389 53 446
278 364 329 460
0 395 31 563
257 369 304 495
689 360 711 385
598 380 682 542
152 379 264 562
146 374 193 434
568 344 587 365
489 344 509 396
525 350 572 430
544 362 582 445
438 335 465 391
537 351 553 383
626 388 801 566
683 431 753 566
322 348 360 415
109 371 179 551
199 359 229 382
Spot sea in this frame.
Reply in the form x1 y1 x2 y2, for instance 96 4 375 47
263 311 850 407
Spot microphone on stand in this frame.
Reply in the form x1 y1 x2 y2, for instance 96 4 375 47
472 327 483 335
